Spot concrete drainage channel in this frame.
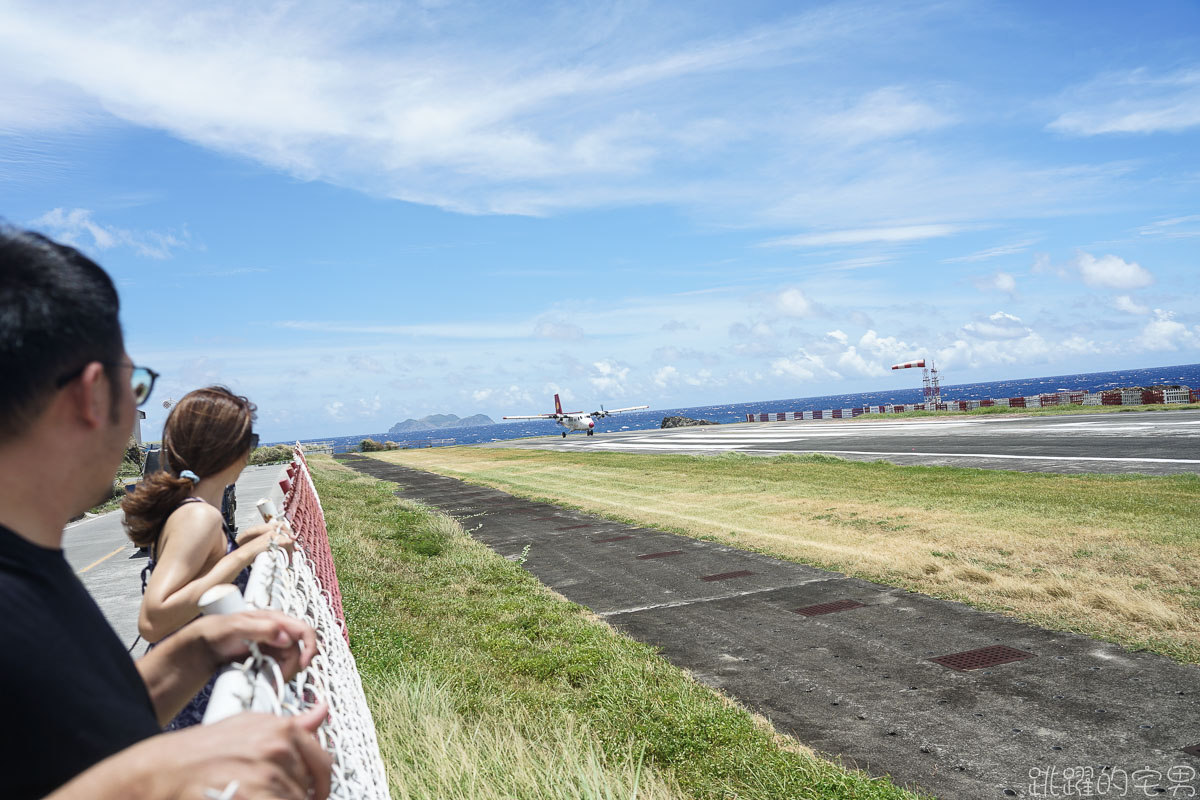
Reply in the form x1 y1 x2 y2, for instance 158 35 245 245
338 456 1200 799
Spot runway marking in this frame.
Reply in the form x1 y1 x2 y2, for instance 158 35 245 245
598 576 838 617
76 544 127 574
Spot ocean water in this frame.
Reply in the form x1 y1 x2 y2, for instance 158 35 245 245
298 362 1200 453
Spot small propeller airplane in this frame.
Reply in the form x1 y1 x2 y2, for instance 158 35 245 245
504 394 649 437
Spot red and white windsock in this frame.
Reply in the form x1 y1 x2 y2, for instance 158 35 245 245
891 360 925 370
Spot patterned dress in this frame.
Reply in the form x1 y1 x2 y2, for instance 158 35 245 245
141 496 251 730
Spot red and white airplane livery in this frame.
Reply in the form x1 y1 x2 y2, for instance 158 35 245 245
504 394 649 438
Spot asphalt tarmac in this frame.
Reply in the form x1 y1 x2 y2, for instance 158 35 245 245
486 409 1200 475
341 454 1200 799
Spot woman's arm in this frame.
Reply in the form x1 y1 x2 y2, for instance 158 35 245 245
138 503 282 643
236 517 293 547
136 610 318 724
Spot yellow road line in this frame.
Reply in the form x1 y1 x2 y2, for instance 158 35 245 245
77 544 128 574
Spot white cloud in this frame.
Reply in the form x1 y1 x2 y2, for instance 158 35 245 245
325 400 345 420
1113 295 1150 315
934 332 1102 373
652 346 720 365
962 311 1030 341
533 319 585 340
30 207 189 259
1070 251 1154 290
357 395 382 416
589 360 630 396
542 383 575 404
474 384 533 408
973 271 1017 294
774 287 814 318
1134 309 1199 352
770 329 914 381
1049 67 1200 136
770 351 822 381
653 365 717 389
945 238 1039 263
1031 253 1055 275
1138 215 1200 239
762 223 964 248
348 355 386 374
813 86 956 144
0 3 1144 231
729 320 775 340
0 2 927 219
653 365 679 388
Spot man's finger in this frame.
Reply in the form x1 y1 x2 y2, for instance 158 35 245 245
294 700 329 733
291 703 333 800
271 615 318 669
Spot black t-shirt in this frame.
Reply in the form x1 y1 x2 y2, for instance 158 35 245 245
0 524 160 799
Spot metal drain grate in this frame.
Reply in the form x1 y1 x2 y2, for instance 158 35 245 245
700 570 755 582
556 524 594 531
637 550 684 559
1183 744 1200 758
791 599 866 617
929 645 1036 671
594 535 634 543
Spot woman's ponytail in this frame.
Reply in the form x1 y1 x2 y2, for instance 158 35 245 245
121 470 198 548
120 385 256 548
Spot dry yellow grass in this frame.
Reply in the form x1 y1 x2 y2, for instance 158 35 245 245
368 672 684 800
369 448 1200 663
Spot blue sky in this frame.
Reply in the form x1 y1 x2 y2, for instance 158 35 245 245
2 0 1198 440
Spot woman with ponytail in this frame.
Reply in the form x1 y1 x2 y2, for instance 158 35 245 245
122 386 294 729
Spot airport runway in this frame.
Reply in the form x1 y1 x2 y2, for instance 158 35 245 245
488 409 1200 475
341 455 1200 799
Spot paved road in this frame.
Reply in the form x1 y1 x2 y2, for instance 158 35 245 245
342 455 1200 799
488 409 1200 475
64 465 288 649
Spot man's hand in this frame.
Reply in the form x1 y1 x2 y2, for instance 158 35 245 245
48 705 333 800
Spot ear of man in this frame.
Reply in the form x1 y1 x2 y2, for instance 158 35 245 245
74 362 116 431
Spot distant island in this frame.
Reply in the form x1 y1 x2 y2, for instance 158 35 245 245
388 413 495 435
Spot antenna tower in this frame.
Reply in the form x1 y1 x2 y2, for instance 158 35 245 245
890 358 942 406
923 360 941 405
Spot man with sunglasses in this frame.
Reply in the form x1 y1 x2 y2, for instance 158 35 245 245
0 225 332 800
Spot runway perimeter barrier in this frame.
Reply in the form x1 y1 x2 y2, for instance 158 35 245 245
202 445 388 800
747 386 1195 423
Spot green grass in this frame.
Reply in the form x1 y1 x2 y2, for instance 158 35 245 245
372 448 1200 664
313 457 928 800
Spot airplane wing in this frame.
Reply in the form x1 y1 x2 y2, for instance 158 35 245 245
591 404 649 417
502 413 560 420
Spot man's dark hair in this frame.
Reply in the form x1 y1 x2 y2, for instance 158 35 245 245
0 224 124 443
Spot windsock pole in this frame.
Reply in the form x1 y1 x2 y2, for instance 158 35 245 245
891 358 941 405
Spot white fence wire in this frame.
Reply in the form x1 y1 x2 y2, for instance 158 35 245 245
202 455 388 800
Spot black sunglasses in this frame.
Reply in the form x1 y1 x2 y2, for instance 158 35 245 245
248 432 260 451
55 361 160 407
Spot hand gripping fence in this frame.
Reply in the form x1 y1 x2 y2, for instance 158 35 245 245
201 446 388 800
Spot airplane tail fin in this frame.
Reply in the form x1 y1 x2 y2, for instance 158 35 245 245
554 393 563 415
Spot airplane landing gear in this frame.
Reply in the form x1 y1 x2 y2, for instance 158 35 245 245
587 429 594 436
562 431 567 438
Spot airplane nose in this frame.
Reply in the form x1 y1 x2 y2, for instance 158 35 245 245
589 420 595 428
